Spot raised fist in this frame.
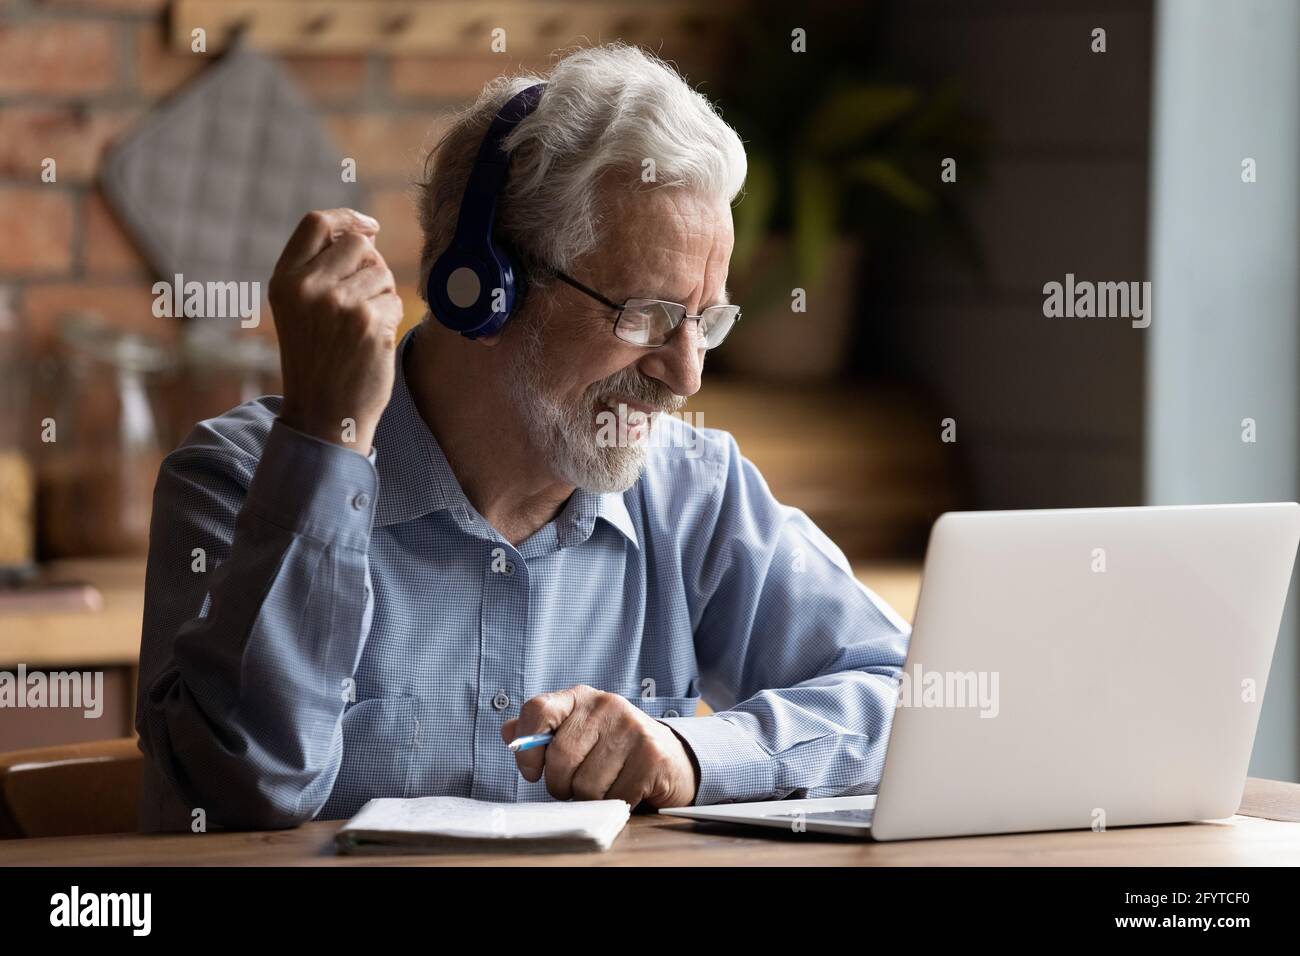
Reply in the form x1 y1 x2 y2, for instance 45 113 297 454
268 208 404 454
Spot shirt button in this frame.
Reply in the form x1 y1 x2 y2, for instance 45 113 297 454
491 691 510 710
664 710 679 718
351 492 370 510
503 560 515 576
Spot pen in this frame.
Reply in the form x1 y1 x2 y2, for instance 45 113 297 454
507 733 554 753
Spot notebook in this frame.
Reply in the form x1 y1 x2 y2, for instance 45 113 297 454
335 796 632 854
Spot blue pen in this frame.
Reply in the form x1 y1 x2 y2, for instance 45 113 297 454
507 733 554 753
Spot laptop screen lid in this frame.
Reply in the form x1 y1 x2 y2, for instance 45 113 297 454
870 503 1300 841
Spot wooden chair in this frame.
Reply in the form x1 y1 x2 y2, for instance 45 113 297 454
0 737 142 838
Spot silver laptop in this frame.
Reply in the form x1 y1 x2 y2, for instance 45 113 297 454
660 503 1300 840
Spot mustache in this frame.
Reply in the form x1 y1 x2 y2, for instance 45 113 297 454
585 366 685 414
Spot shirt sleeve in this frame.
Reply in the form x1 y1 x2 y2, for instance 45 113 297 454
136 411 379 830
656 431 911 806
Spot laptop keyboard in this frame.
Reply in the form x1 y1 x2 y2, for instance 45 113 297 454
764 808 875 825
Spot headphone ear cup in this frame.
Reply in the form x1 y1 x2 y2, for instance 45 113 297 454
426 250 501 337
477 239 514 337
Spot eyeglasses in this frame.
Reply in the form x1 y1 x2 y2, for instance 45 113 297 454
552 270 741 350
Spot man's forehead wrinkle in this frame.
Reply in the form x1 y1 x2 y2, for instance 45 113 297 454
613 232 702 301
591 188 731 308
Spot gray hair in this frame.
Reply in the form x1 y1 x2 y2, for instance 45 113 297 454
416 43 747 304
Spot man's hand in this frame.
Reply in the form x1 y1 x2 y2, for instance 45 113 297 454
268 208 403 454
502 685 700 809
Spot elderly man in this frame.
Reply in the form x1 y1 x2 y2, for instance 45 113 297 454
136 44 910 832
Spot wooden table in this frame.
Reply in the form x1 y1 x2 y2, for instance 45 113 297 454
3 778 1298 866
0 559 146 748
0 559 145 671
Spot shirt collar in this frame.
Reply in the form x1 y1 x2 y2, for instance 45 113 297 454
372 327 639 550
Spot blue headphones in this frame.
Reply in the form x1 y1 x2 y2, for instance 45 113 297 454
426 82 547 339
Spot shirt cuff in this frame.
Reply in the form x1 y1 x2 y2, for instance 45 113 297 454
656 714 777 805
244 418 379 551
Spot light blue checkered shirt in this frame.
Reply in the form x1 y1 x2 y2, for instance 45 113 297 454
135 329 910 832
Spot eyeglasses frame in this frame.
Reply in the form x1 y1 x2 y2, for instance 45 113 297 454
550 269 741 350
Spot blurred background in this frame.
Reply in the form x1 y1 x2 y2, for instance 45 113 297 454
1 0 1297 784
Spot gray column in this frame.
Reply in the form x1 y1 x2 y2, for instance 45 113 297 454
1147 0 1300 779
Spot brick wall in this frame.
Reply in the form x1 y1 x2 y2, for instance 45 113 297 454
0 0 618 357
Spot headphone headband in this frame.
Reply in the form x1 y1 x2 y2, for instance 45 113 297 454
453 83 545 247
427 82 547 339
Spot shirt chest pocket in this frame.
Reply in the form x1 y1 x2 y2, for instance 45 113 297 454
621 694 702 720
323 696 419 816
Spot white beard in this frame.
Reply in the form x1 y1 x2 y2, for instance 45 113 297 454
506 314 681 493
